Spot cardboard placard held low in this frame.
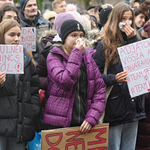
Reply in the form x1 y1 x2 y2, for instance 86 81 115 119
41 123 109 150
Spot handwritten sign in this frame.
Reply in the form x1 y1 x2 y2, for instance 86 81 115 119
0 45 24 74
41 123 109 150
118 38 150 97
20 27 36 52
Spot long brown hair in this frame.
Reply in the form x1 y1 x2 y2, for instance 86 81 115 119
98 2 136 67
0 19 21 44
0 4 21 24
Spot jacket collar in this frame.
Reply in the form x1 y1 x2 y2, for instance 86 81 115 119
20 10 41 26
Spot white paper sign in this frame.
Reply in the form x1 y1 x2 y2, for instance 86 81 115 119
0 45 24 74
20 27 36 52
118 38 150 97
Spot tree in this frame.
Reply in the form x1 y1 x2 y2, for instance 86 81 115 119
14 0 43 9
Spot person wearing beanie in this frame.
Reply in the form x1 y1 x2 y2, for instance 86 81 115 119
54 12 75 34
43 11 57 28
43 19 106 132
19 0 52 64
87 5 95 15
99 7 113 27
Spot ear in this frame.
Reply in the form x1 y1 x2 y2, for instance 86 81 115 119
53 8 57 13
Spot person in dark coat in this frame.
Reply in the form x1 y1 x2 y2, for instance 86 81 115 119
19 0 52 64
93 2 146 150
0 19 40 150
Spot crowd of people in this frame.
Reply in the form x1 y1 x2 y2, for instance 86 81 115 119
0 0 149 149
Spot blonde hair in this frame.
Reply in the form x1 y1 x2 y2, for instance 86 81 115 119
102 3 113 9
98 2 136 67
52 0 65 9
0 19 21 44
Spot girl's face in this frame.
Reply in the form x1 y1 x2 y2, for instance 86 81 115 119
135 13 146 28
4 26 21 45
121 10 133 26
2 11 18 22
64 30 84 51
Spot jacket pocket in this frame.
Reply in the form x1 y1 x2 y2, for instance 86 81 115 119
105 95 126 120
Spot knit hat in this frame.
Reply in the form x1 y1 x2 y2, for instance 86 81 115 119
87 6 96 11
54 12 75 35
60 20 85 44
20 0 29 11
43 11 57 20
68 11 83 25
99 7 113 26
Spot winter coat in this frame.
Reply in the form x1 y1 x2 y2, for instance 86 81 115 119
36 30 62 90
93 35 146 127
20 10 52 64
43 46 106 127
0 49 40 143
136 93 150 150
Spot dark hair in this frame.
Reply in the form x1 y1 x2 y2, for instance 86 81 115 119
0 4 21 24
133 7 145 16
94 5 103 13
79 10 89 15
140 0 150 14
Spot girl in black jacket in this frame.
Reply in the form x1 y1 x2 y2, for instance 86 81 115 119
93 2 146 150
0 19 40 150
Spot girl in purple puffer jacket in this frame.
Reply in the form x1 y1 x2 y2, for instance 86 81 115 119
43 19 106 133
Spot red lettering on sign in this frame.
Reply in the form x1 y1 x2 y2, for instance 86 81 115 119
88 128 106 145
46 133 63 147
66 131 83 142
65 141 85 150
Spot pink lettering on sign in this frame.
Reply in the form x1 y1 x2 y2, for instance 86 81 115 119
20 27 36 52
0 45 23 73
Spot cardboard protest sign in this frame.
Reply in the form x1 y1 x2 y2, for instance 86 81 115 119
20 27 36 52
118 38 150 97
41 123 109 150
0 45 24 74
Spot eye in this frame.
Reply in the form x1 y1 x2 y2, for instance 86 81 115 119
71 34 77 38
9 33 15 36
80 34 85 38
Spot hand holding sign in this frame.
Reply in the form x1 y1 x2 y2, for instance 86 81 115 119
0 72 6 84
116 70 128 82
80 120 92 134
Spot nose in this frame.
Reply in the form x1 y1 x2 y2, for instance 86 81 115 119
14 35 20 42
142 18 145 23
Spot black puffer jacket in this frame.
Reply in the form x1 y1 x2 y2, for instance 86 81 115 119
0 49 40 143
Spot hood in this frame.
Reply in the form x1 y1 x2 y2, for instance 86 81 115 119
20 10 41 26
85 29 100 48
39 29 57 43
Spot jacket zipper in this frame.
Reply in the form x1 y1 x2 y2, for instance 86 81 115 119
78 71 80 124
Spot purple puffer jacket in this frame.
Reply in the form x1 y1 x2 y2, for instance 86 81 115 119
43 46 106 127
